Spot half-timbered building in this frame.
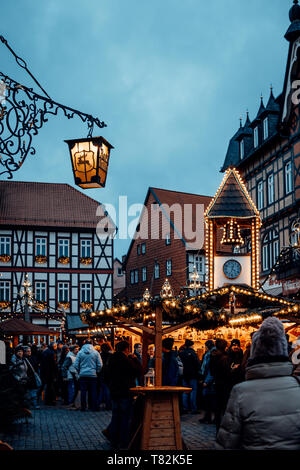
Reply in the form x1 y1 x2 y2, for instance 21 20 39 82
221 1 300 298
123 187 214 300
0 181 114 338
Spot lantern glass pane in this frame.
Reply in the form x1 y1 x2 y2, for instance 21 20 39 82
71 140 98 185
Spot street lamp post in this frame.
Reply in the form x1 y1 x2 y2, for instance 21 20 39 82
189 265 202 297
20 274 34 323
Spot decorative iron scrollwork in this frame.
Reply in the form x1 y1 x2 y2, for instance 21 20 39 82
0 72 107 179
0 35 107 178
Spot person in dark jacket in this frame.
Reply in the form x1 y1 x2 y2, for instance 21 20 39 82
40 342 58 406
23 346 41 409
217 317 300 450
209 338 231 432
103 340 143 449
133 343 143 385
241 331 256 376
58 345 69 405
227 339 244 389
97 342 113 410
148 338 179 386
133 343 142 363
199 340 216 424
179 339 201 413
56 340 64 364
10 346 28 387
162 337 179 386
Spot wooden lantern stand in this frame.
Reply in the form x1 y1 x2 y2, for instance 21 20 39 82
130 386 191 450
129 305 192 450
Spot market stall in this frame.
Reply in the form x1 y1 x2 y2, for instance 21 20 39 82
0 318 60 349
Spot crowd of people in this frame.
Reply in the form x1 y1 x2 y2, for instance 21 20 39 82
8 338 114 412
6 316 300 450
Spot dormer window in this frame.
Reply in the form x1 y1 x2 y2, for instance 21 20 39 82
254 127 258 148
240 139 244 159
263 117 269 140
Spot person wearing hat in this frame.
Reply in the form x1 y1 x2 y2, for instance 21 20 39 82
217 317 300 450
209 338 231 432
179 339 201 414
227 339 244 390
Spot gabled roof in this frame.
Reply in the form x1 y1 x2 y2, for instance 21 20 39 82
123 187 212 266
205 168 260 219
265 89 280 114
0 318 60 335
0 181 115 231
237 113 253 140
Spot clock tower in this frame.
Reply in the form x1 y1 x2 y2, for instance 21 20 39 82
204 167 261 291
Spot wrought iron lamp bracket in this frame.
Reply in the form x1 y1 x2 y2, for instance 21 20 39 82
0 36 107 179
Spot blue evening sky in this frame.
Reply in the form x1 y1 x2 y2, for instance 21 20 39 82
0 0 292 259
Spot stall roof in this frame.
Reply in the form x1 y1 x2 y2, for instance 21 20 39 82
0 319 60 335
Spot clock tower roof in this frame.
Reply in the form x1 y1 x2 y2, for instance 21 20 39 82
205 168 260 219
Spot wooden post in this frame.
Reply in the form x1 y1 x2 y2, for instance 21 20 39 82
110 326 115 349
142 313 151 375
155 305 163 387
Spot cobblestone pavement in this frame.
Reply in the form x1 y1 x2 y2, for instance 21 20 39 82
181 413 216 450
0 404 217 451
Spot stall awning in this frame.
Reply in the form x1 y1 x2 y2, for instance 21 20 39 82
0 318 60 335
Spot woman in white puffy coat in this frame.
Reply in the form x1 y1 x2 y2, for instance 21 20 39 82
216 317 300 450
62 344 79 407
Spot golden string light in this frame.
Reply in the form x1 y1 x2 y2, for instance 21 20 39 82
221 218 244 245
229 314 262 326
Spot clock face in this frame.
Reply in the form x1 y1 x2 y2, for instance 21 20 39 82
223 259 242 280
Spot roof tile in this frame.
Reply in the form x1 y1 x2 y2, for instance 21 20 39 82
0 181 107 229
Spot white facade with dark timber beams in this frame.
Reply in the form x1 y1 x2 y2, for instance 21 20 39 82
0 181 115 335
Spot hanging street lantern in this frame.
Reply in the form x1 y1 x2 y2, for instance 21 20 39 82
65 136 114 189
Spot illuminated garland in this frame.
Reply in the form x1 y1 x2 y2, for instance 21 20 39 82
204 168 261 220
0 310 65 323
221 219 244 245
229 314 262 326
78 279 300 333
